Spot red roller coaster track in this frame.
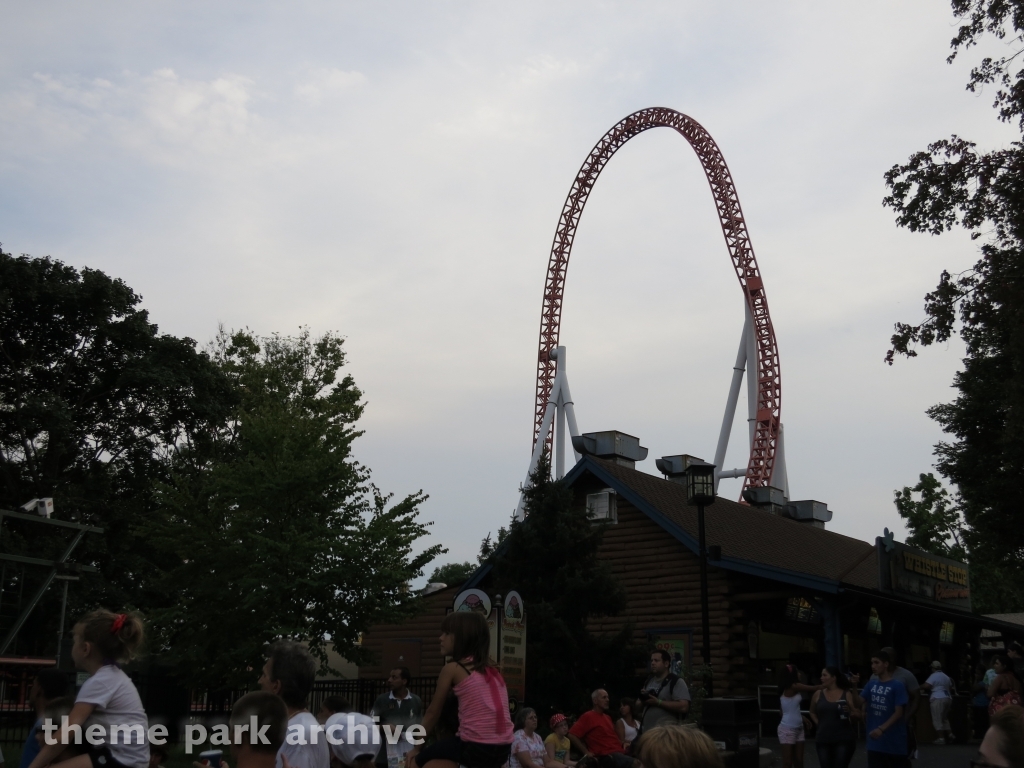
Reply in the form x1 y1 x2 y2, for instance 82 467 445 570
533 107 781 495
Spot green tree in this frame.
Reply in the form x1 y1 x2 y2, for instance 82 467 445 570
428 561 476 586
894 473 967 560
483 454 643 718
145 328 443 686
0 251 235 655
895 473 1024 611
883 1 1024 612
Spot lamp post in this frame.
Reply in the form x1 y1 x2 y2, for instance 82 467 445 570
685 459 716 697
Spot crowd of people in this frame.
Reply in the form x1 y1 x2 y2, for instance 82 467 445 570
14 607 1024 768
774 646 1024 768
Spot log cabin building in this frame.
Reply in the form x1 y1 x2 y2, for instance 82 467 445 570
360 432 1023 738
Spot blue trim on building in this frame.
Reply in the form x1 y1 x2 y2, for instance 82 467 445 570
463 562 491 590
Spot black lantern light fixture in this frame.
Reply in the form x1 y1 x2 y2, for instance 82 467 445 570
684 459 717 696
685 461 716 507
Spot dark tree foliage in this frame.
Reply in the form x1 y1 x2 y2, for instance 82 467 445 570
883 2 1024 612
144 328 443 687
483 455 644 718
428 562 476 587
894 473 968 561
0 250 235 654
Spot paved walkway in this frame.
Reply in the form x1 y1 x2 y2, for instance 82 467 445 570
759 737 977 767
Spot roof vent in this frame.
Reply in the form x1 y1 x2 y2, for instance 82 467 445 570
571 431 648 468
655 455 708 485
743 488 832 528
743 486 787 512
781 500 832 529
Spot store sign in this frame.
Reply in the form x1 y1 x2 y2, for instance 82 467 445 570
877 539 971 611
452 589 491 616
501 591 526 704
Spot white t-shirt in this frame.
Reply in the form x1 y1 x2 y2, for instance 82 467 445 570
926 671 953 700
325 712 380 767
509 730 547 768
75 665 150 768
278 711 330 768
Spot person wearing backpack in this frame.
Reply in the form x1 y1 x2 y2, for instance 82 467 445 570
636 650 690 733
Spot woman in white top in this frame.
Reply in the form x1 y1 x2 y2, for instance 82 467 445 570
921 660 955 744
28 610 150 768
614 698 639 751
777 665 825 768
509 709 562 768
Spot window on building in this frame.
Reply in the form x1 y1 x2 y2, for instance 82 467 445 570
939 621 955 645
586 490 617 523
867 608 882 635
784 597 819 623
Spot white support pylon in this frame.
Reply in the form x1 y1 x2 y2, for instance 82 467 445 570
712 305 789 498
515 346 581 520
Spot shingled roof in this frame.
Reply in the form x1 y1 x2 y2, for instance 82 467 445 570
567 456 879 592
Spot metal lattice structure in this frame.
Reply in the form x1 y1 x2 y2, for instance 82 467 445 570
533 107 781 495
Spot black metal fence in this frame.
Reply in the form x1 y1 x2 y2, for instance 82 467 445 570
185 677 436 724
0 662 50 749
0 669 437 747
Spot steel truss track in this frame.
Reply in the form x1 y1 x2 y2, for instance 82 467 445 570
533 108 781 495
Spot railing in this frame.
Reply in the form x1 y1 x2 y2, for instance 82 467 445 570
0 662 53 748
186 678 436 723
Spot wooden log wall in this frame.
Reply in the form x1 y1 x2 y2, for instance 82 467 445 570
587 498 755 695
359 585 456 680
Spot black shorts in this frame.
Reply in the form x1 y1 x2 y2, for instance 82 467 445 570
414 737 510 768
87 745 136 768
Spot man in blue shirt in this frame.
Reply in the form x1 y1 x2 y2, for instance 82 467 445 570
861 651 910 768
19 669 70 768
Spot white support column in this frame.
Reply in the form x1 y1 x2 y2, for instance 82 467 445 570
516 396 557 521
518 345 585 518
553 347 581 461
773 422 790 499
745 304 758 450
714 311 752 491
555 387 566 480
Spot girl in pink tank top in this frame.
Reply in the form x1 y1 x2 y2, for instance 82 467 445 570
407 611 513 768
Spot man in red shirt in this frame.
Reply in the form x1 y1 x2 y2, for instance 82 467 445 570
568 690 635 768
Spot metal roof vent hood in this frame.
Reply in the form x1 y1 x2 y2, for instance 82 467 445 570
743 487 832 528
655 454 708 485
572 431 648 468
781 500 832 529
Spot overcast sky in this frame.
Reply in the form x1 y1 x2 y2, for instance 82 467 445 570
2 1 1015 579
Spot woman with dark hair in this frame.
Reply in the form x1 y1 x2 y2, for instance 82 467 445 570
808 667 861 768
988 655 1024 715
978 704 1024 768
406 612 514 768
614 698 639 751
776 665 823 768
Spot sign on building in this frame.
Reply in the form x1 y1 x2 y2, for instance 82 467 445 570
501 591 526 705
876 538 971 611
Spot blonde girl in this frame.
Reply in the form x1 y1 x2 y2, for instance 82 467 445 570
28 610 149 768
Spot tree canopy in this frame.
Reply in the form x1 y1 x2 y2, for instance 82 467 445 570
144 328 444 686
482 455 642 718
427 561 476 587
1 252 443 676
0 250 235 654
884 1 1024 612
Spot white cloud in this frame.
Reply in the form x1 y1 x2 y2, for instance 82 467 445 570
295 68 366 103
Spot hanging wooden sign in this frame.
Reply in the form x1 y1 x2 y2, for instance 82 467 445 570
501 591 526 704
